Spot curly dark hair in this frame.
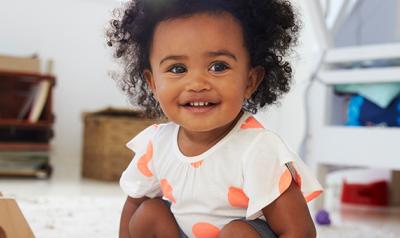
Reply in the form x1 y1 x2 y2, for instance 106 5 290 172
106 0 300 118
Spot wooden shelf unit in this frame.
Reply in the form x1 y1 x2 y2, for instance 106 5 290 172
0 119 53 128
0 69 55 178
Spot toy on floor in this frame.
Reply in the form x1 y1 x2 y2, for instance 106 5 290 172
341 180 389 206
0 192 35 238
315 209 331 225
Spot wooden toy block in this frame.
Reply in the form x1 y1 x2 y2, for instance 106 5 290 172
0 193 35 238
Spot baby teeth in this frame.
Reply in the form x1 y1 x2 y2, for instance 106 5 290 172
190 102 209 107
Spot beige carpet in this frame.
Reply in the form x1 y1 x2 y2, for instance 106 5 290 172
16 195 124 238
11 195 400 238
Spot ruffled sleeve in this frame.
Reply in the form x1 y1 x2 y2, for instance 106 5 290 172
242 130 323 220
119 124 162 198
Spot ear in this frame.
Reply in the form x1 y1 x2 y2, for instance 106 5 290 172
144 69 158 100
245 66 265 99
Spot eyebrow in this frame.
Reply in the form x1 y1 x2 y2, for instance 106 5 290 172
159 55 188 66
159 49 237 66
206 50 237 61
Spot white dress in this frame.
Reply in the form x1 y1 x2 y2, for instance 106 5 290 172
120 112 323 238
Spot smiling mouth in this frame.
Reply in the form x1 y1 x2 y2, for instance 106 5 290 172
181 101 218 112
186 102 215 107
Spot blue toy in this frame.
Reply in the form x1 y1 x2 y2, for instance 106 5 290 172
346 94 400 127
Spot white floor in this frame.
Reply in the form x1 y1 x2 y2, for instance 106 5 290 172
1 161 400 238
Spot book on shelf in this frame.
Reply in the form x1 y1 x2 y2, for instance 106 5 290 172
0 151 49 177
0 142 49 152
0 126 53 142
17 84 39 120
0 165 49 177
0 153 48 169
0 150 48 157
0 54 40 74
27 80 51 123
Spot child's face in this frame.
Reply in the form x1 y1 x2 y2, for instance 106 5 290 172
145 12 264 132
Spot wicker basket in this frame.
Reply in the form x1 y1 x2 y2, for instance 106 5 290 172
81 108 161 181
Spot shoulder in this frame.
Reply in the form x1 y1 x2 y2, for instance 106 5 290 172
237 115 298 163
126 121 176 152
242 129 292 155
236 114 288 149
151 121 176 140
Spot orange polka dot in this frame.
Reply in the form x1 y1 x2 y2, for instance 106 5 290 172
240 116 264 129
137 141 153 177
279 165 303 194
192 222 220 238
295 173 302 188
191 161 203 168
286 163 302 188
160 179 176 203
304 190 322 202
279 169 292 194
228 187 249 208
291 169 302 189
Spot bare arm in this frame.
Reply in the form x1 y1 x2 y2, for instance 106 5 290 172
262 181 316 238
119 196 149 238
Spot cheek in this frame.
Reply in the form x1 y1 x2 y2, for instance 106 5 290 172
226 77 248 98
154 82 178 105
223 87 247 108
152 78 168 97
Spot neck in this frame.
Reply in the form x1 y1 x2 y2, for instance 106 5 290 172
177 111 243 157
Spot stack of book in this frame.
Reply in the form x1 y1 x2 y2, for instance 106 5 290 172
0 55 55 178
0 151 49 177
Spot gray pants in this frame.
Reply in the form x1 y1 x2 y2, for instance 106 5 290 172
178 218 277 238
162 200 277 238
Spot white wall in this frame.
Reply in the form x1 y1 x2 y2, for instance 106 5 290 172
0 0 321 168
257 0 322 154
0 0 129 166
334 0 399 46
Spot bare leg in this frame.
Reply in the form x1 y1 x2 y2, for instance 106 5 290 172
129 198 180 238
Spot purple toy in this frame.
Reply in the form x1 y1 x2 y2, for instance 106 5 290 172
315 209 331 225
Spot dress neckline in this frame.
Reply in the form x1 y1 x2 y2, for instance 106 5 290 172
172 111 251 163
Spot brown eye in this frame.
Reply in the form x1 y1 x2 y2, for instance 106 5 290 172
209 62 230 72
168 64 187 74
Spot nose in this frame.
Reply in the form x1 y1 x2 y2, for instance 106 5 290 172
185 72 211 92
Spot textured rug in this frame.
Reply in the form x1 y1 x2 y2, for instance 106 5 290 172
316 205 400 238
16 195 124 238
11 195 400 238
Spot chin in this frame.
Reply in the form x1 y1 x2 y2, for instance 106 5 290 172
181 120 232 133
